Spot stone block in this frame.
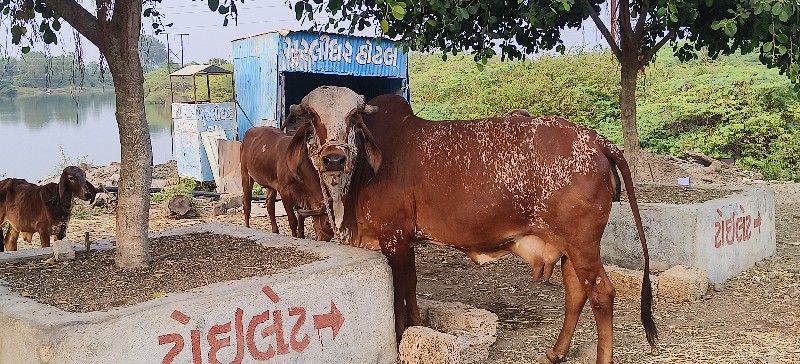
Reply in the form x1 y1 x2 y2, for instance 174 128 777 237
419 299 497 339
657 265 709 302
398 326 492 364
51 240 75 261
218 193 243 210
397 299 498 364
606 265 658 300
399 326 459 364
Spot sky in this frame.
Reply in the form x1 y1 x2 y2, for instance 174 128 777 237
1 0 608 65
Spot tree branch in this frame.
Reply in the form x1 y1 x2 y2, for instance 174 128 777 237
634 0 652 37
619 0 632 39
582 0 622 60
41 0 103 48
640 28 677 66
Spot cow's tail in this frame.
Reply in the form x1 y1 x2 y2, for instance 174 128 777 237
600 137 658 350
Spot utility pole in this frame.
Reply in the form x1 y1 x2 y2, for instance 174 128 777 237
166 34 171 74
166 33 189 69
178 33 188 67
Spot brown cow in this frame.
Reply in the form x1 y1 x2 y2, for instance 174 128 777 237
240 126 333 241
285 86 657 363
1 166 96 251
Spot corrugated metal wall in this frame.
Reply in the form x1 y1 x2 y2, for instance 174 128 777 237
232 33 281 139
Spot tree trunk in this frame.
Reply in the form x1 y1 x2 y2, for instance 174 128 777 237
42 1 152 268
619 60 641 179
105 3 152 268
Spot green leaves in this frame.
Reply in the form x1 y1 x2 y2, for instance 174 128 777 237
295 0 305 20
723 22 737 37
10 24 24 44
387 0 406 20
710 19 737 37
208 0 219 12
380 19 389 34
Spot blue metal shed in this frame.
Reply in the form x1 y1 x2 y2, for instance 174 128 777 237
231 30 410 139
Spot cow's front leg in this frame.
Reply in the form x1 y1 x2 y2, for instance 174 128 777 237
4 227 20 251
265 188 279 234
281 197 299 238
381 230 417 344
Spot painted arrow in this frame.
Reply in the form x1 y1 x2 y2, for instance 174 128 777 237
313 300 344 340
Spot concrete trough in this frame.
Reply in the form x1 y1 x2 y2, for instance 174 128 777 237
0 223 397 364
601 185 776 284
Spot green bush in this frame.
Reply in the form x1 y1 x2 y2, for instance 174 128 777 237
151 179 197 204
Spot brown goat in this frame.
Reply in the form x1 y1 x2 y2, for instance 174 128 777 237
0 166 96 251
240 126 333 241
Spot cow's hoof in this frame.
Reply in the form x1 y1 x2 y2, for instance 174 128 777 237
536 349 565 363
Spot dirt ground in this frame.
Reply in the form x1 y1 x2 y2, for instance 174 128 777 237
3 155 800 363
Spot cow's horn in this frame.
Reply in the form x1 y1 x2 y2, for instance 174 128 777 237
289 104 305 116
363 104 379 115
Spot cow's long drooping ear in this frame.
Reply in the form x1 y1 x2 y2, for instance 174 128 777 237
283 104 306 133
58 171 69 200
356 121 382 173
87 180 97 204
286 120 311 182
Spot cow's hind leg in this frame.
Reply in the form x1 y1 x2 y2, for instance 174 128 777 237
539 255 590 363
566 248 616 364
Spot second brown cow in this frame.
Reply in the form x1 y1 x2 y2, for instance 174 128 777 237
240 126 332 241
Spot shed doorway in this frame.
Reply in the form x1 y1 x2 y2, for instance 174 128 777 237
280 72 407 134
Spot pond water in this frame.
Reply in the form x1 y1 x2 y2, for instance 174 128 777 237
0 92 174 182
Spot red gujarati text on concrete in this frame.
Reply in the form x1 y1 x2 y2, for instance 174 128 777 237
157 285 345 364
714 205 763 248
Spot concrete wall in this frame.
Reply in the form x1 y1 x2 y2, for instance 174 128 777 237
601 186 775 283
0 224 397 364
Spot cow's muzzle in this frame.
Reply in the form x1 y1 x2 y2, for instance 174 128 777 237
321 152 346 172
